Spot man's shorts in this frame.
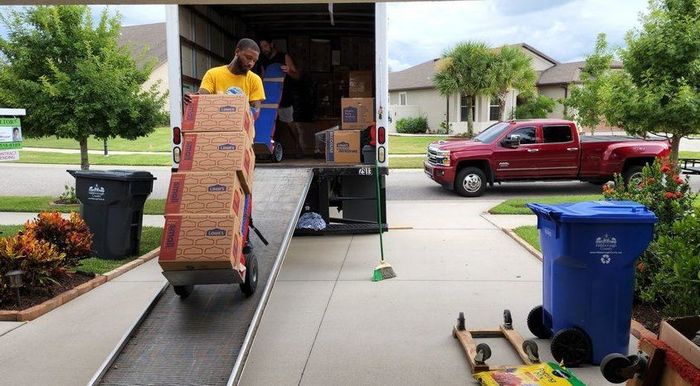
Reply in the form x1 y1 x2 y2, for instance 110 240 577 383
278 106 294 123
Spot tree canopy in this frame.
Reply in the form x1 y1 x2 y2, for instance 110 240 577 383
0 5 166 169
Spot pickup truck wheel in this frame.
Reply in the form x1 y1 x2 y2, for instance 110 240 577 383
623 165 645 188
455 167 486 197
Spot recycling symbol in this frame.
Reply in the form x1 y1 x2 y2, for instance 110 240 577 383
601 255 611 264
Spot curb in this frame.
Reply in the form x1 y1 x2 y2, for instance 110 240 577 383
502 226 660 340
0 248 160 322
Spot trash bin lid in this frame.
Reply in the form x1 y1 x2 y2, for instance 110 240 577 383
527 200 658 224
67 169 156 181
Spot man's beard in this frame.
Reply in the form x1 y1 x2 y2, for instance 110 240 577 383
231 57 248 75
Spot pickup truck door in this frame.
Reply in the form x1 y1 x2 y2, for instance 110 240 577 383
492 126 541 179
538 124 580 178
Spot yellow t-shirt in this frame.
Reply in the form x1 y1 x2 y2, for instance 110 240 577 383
199 66 265 102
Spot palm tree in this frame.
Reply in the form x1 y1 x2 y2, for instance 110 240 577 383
434 42 495 137
492 45 537 121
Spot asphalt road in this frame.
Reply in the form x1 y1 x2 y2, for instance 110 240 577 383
1 163 699 201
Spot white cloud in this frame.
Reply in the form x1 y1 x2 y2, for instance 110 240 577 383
90 5 165 26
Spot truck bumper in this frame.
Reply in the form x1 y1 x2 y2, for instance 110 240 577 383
424 161 455 188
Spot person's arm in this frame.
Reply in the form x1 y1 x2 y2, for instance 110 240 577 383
248 74 266 120
282 53 300 80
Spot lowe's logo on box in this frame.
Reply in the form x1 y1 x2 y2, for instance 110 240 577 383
336 142 356 153
343 107 358 122
206 228 227 237
220 106 237 113
208 184 227 192
218 143 237 151
88 184 106 201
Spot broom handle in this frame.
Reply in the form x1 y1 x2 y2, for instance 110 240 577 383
374 152 385 262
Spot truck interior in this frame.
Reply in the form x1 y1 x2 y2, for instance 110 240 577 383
178 3 376 165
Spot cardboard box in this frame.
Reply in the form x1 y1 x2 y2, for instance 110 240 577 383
341 98 374 130
164 171 245 216
159 214 245 272
326 129 361 164
179 131 255 194
659 316 700 368
182 94 254 138
349 71 373 98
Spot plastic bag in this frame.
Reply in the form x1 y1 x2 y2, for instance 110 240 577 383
297 212 326 231
473 362 584 386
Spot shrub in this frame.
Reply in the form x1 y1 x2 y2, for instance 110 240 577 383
513 95 555 119
396 116 428 134
602 158 697 311
23 212 93 266
55 184 78 205
645 215 700 316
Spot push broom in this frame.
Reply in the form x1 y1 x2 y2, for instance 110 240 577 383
371 141 396 282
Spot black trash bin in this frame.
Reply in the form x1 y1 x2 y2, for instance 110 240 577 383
68 170 156 260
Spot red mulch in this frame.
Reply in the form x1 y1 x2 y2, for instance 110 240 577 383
1 271 95 311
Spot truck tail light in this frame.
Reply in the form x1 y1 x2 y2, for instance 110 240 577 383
173 146 181 164
173 127 181 145
377 126 386 145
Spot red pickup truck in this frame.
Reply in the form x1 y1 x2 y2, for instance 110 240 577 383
424 119 670 197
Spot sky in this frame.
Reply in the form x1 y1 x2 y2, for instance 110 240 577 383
1 1 649 72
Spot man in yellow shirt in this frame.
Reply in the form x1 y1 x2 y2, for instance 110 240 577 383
186 38 266 117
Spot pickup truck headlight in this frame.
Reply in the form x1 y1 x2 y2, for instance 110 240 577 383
427 146 451 166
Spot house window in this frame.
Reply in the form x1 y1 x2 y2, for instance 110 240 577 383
399 92 407 106
489 97 501 121
460 94 476 121
543 125 573 143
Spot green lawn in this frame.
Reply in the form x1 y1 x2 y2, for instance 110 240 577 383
14 150 171 166
0 196 165 215
513 226 540 251
489 194 604 215
0 225 162 275
389 156 425 169
389 134 446 154
680 151 700 159
22 127 171 152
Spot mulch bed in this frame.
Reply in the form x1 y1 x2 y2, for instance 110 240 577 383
1 271 94 311
633 302 665 334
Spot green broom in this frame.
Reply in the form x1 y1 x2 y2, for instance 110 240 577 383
372 149 395 282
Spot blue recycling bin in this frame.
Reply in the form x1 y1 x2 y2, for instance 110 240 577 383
526 200 657 365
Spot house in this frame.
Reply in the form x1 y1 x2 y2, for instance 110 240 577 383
388 43 622 134
118 23 169 109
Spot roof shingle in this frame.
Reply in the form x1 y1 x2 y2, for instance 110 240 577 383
118 22 167 70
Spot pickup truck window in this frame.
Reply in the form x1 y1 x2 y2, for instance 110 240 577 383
508 127 537 144
543 125 573 143
473 122 510 143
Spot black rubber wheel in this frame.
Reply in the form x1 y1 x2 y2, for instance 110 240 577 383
527 305 552 339
476 343 492 361
551 328 592 367
174 285 194 299
522 339 540 360
503 309 512 327
239 252 258 296
600 353 633 383
272 142 284 163
455 167 487 197
623 165 645 188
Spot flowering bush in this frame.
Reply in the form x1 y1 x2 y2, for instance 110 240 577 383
603 158 698 315
0 212 93 306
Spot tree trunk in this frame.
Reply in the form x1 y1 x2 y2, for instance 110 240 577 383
467 95 474 137
498 93 507 121
80 138 89 170
670 134 681 164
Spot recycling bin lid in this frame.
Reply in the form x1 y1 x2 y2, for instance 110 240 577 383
67 169 156 181
527 200 658 224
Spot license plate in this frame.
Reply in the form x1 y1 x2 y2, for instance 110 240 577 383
424 164 433 178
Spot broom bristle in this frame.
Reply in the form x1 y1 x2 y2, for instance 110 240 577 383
372 261 396 281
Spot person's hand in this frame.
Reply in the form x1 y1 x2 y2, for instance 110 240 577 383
183 93 194 105
280 65 289 74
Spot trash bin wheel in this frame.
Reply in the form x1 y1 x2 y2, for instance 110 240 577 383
600 353 634 383
273 142 284 163
174 285 194 299
527 305 552 339
240 252 258 296
475 343 492 363
551 327 592 367
503 309 513 328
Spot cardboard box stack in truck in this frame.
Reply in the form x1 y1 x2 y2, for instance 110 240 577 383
159 94 255 277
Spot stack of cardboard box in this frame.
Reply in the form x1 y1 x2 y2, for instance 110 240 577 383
324 74 374 164
159 94 255 277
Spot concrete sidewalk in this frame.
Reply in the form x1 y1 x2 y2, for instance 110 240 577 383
0 212 165 227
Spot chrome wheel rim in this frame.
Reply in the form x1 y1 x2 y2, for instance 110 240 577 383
463 173 482 193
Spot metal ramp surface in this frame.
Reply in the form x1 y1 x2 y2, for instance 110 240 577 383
92 168 313 386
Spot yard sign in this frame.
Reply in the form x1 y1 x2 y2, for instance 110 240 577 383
0 117 22 161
